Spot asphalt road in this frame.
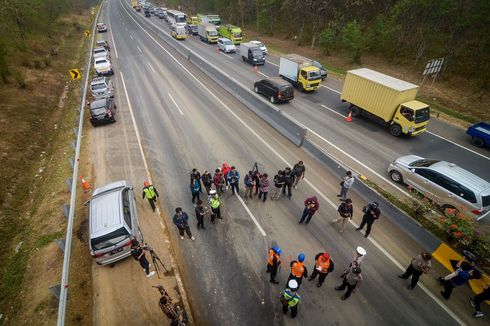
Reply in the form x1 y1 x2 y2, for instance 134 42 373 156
88 1 487 325
140 10 490 189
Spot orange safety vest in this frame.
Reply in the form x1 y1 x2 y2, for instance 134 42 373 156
316 255 331 273
291 261 305 277
268 249 280 266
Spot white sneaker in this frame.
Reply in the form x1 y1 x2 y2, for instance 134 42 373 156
226 186 229 190
191 236 195 241
294 186 298 190
146 271 156 278
180 236 184 240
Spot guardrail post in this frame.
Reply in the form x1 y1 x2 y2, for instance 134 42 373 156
65 178 73 192
69 158 75 169
71 141 77 151
50 285 61 300
73 128 78 137
61 204 70 219
55 239 66 252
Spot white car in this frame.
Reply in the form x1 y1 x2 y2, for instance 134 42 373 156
94 57 113 76
217 38 236 53
96 23 107 33
93 47 110 60
250 40 267 55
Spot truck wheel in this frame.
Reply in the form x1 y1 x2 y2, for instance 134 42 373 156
254 86 259 93
389 124 402 137
389 171 403 183
299 83 304 92
471 137 485 147
270 96 275 104
350 106 361 117
242 56 245 62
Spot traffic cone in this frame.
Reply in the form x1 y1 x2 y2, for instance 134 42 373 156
80 176 91 193
253 65 258 74
346 111 352 123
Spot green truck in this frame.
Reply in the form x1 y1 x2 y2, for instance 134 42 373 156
197 14 221 26
217 24 242 44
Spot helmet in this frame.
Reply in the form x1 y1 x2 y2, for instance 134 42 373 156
356 246 366 256
288 279 298 290
272 246 281 255
298 253 305 262
371 202 379 208
352 267 361 274
322 252 330 260
143 181 150 187
209 189 217 196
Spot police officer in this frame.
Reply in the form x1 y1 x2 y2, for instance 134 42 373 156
356 202 380 238
335 265 362 300
267 246 281 284
209 190 222 223
281 279 301 318
131 241 155 278
287 253 308 289
308 252 334 288
142 181 159 212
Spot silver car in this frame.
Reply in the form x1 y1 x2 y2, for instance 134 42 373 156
388 155 490 220
217 38 236 53
89 181 142 265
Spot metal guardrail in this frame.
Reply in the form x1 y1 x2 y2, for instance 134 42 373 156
55 3 102 325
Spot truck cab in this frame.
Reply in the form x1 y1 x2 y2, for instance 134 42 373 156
218 24 242 44
392 100 430 136
171 23 187 40
297 67 322 91
279 54 322 91
198 22 218 43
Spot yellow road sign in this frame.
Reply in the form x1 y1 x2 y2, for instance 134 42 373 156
69 69 81 80
85 30 90 37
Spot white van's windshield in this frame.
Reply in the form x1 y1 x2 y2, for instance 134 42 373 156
91 227 129 250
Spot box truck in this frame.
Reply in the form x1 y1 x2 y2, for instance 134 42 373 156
240 42 265 65
198 22 218 43
217 24 242 44
341 68 430 137
279 54 322 91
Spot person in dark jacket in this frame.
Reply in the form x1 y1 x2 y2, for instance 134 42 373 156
271 170 284 200
332 199 353 232
470 283 490 318
190 168 202 189
173 207 195 240
227 166 240 195
201 170 213 194
298 196 319 224
213 168 225 195
308 252 334 287
258 173 270 202
244 170 255 199
292 161 306 189
282 167 294 199
253 170 262 196
190 178 201 204
439 258 481 300
356 202 380 238
194 199 207 230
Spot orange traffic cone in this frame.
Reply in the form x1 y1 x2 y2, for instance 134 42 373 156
346 111 352 122
253 65 258 74
80 176 91 193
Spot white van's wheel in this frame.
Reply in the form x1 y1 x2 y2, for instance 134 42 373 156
389 171 403 183
254 86 259 93
270 96 275 104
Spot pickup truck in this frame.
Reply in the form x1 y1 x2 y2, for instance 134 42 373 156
466 122 490 148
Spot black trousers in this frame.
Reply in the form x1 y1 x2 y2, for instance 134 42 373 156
230 182 239 195
299 208 315 224
139 255 150 275
474 289 490 311
282 303 298 318
178 226 192 238
258 191 268 202
338 278 356 299
267 264 278 281
147 197 156 211
401 264 423 287
310 268 329 286
282 183 292 198
196 215 204 229
441 280 456 299
211 207 221 222
191 192 200 204
358 217 374 236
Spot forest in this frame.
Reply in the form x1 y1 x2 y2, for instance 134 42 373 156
167 0 490 90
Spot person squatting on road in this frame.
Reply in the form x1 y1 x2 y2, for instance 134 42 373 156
281 279 301 319
335 265 362 300
338 171 354 201
356 202 380 238
399 252 432 289
266 246 281 284
439 257 481 300
194 199 207 230
299 196 319 224
292 161 305 189
130 241 155 278
201 170 213 194
244 170 255 199
173 207 195 241
332 199 353 232
190 178 201 204
282 167 294 200
287 253 308 289
271 170 285 200
155 285 185 325
221 162 231 189
469 282 490 318
209 190 222 223
258 173 269 202
142 181 159 212
227 166 240 195
308 252 334 288
213 168 225 195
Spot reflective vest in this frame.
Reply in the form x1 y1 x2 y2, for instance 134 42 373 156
268 249 280 266
283 289 300 307
143 186 156 199
316 256 331 273
210 197 220 209
291 261 305 278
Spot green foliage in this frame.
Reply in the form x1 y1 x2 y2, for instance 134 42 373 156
318 27 336 55
0 42 8 83
341 20 365 63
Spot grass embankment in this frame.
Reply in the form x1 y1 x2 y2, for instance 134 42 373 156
0 12 94 325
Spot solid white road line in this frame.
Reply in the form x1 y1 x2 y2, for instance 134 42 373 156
137 45 142 53
168 93 184 115
237 195 267 236
321 103 347 119
122 4 464 324
130 34 134 39
321 84 341 94
107 1 119 58
147 62 155 73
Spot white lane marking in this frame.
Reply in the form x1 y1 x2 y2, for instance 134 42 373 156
107 2 119 58
426 130 489 161
147 62 155 73
125 27 128 31
321 84 341 94
257 71 269 78
237 195 267 236
137 45 142 53
321 104 347 118
123 6 464 323
130 34 134 39
267 60 279 67
168 93 184 115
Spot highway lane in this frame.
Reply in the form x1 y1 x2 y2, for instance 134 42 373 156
142 14 490 188
98 1 477 325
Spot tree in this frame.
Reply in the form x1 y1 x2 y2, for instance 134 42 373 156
341 20 365 63
318 27 336 55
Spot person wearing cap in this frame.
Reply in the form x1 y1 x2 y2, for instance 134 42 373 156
308 252 335 287
298 196 319 224
209 190 222 223
356 202 380 238
142 181 159 212
130 241 155 278
281 279 301 318
352 246 366 266
172 207 195 240
266 246 281 284
399 252 432 289
335 265 362 300
287 253 308 288
338 171 355 201
332 198 353 232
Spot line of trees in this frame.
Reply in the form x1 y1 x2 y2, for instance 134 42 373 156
167 0 490 89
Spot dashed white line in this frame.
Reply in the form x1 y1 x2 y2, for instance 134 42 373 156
147 62 155 73
168 93 184 115
321 104 347 119
321 84 341 94
107 1 119 58
137 45 142 53
130 34 134 39
426 130 490 161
